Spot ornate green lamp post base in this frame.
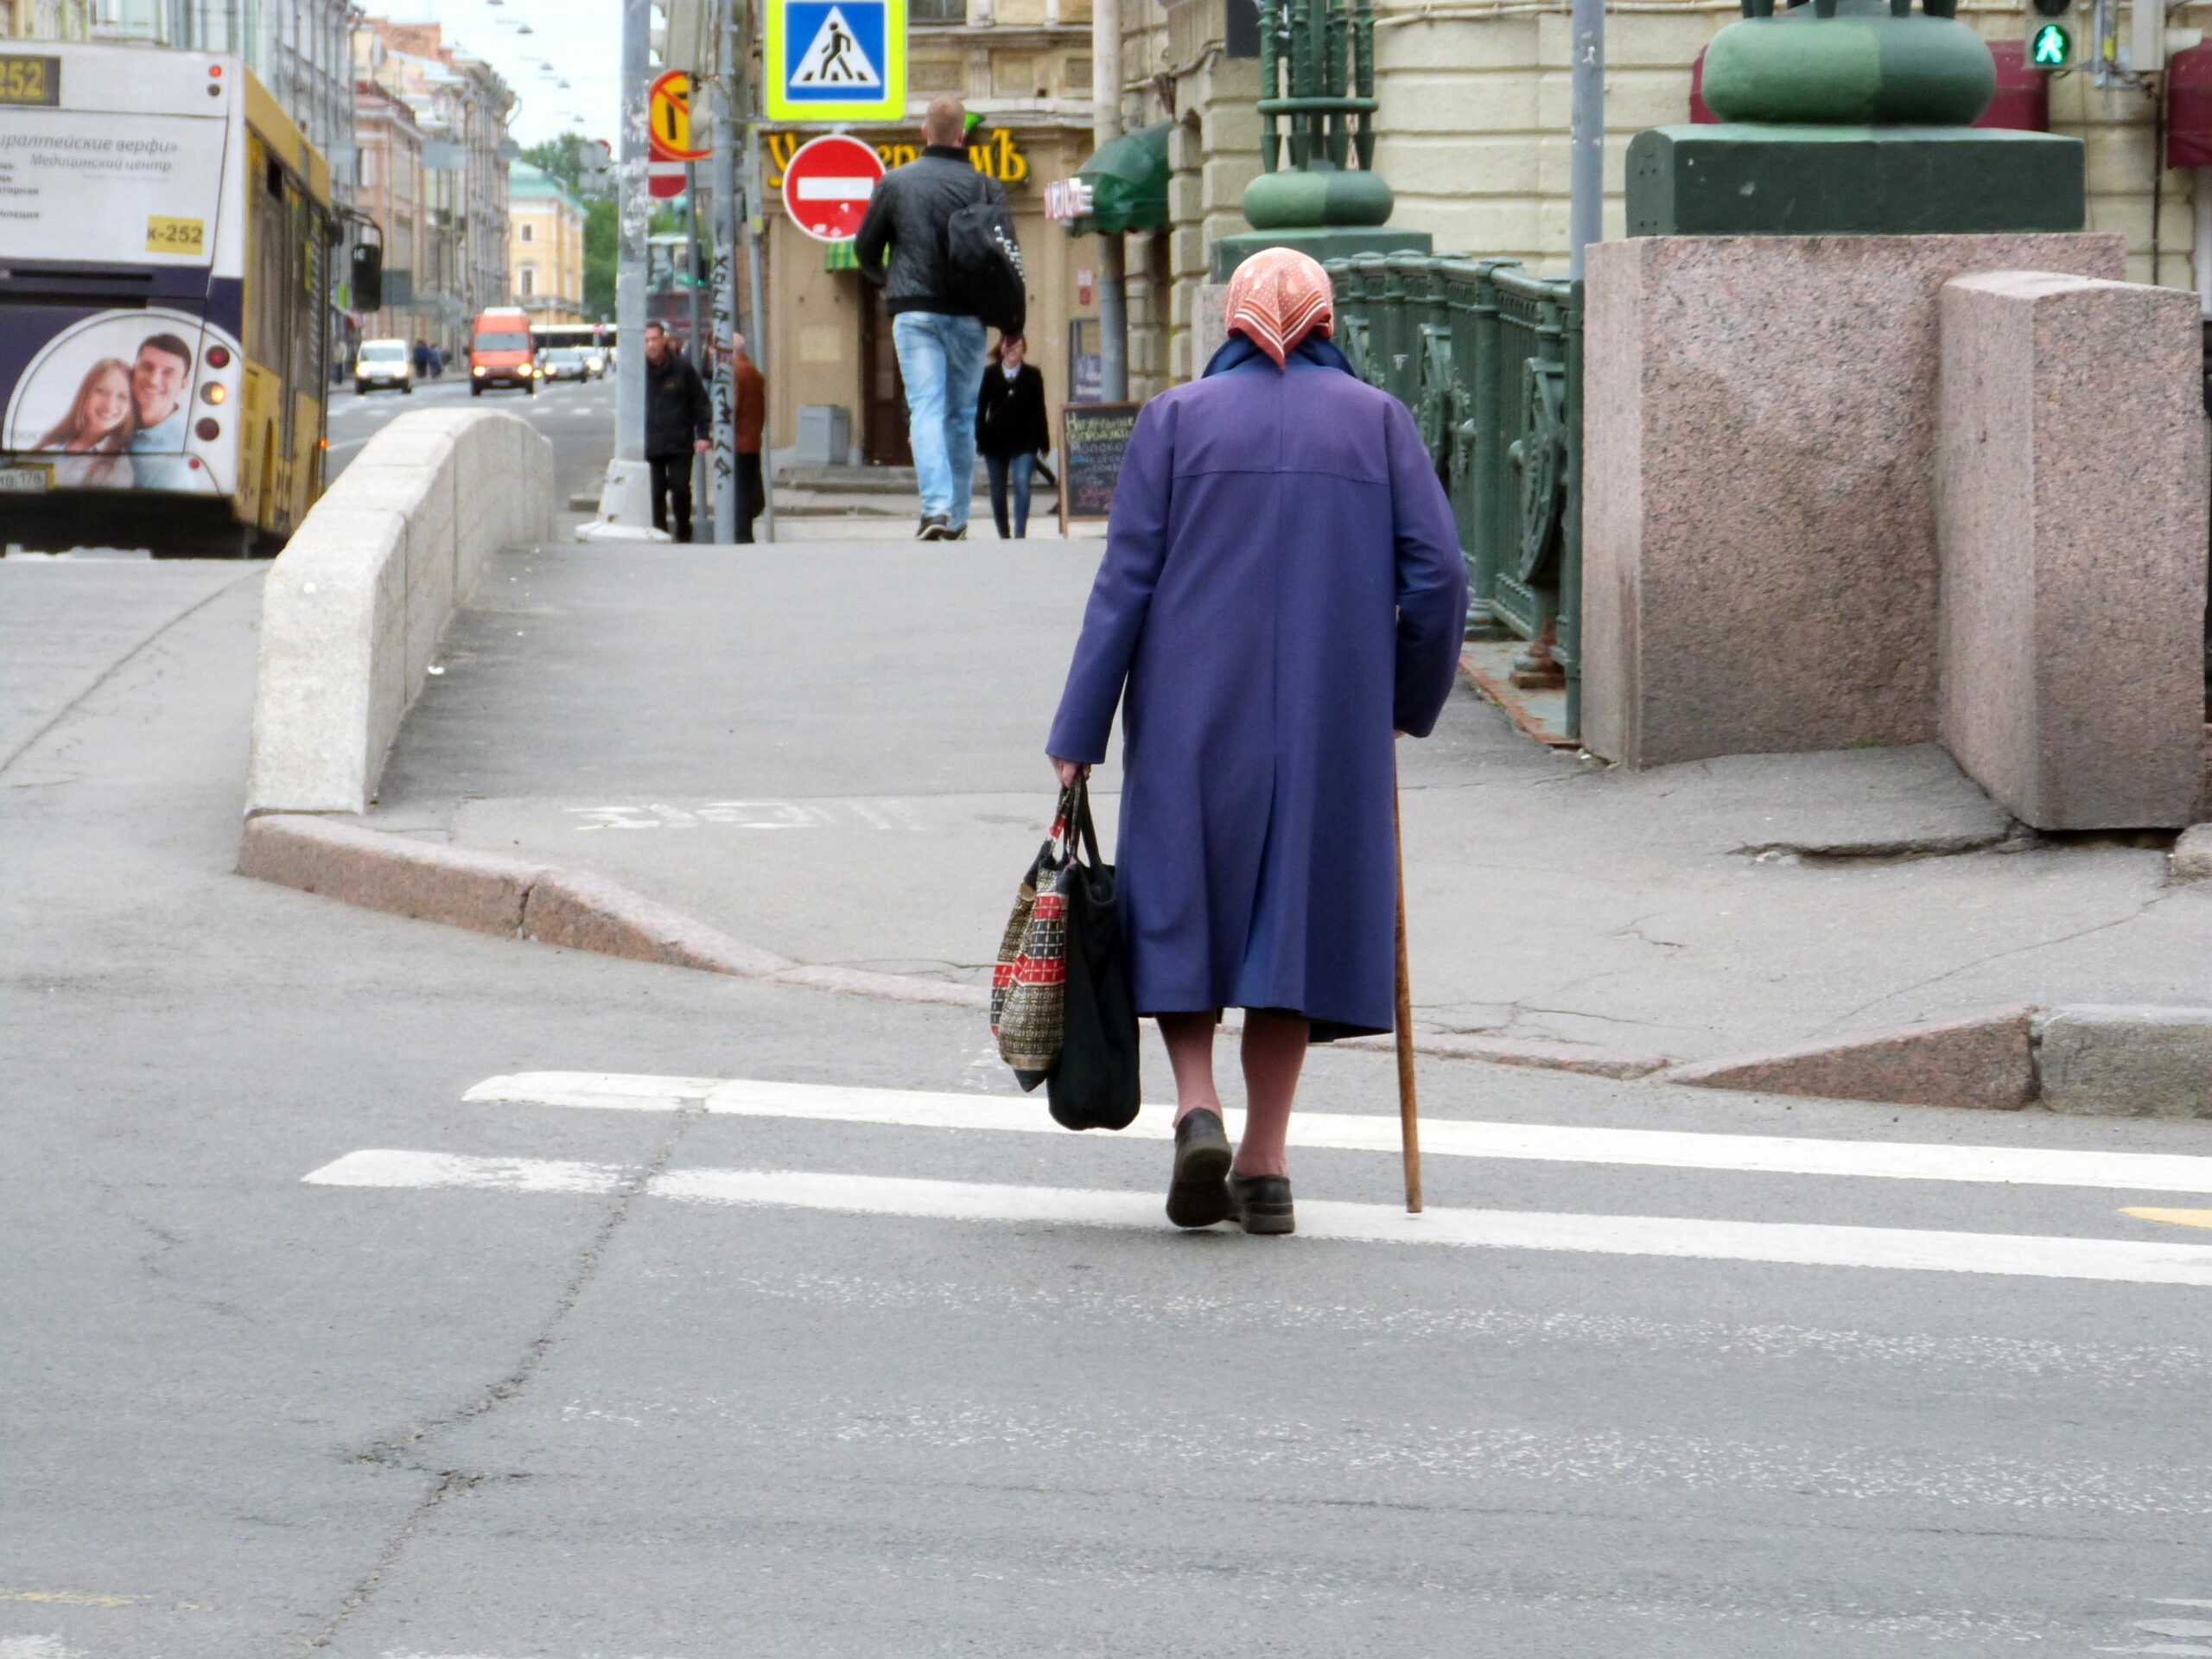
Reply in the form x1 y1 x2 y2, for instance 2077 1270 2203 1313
1628 124 2085 236
1625 0 2086 237
1212 226 1432 283
1217 0 1432 280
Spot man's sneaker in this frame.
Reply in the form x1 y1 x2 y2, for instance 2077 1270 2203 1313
944 524 969 540
918 515 950 540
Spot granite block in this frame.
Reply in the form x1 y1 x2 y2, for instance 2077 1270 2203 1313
1936 272 2209 829
2037 1004 2212 1117
1582 232 2126 769
238 814 543 936
2171 823 2212 880
1663 1005 2036 1109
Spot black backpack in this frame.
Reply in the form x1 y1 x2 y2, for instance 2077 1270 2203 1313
947 188 1027 336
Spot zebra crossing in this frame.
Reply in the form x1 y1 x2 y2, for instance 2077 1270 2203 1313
300 1071 2212 1289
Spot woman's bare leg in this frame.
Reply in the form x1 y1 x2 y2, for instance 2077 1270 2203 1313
1157 1012 1222 1125
1234 1011 1309 1177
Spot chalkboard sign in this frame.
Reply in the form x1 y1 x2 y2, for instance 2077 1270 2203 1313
1059 402 1143 528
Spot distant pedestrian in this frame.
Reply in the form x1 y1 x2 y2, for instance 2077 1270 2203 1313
411 337 433 379
730 331 766 543
1046 248 1467 1236
642 320 711 542
853 95 1019 541
974 334 1047 540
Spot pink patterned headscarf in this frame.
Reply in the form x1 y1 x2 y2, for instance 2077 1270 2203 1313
1224 246 1335 367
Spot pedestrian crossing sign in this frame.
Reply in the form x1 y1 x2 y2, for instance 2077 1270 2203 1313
767 0 906 122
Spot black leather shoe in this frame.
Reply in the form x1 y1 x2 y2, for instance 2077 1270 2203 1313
1230 1173 1294 1235
1166 1109 1233 1229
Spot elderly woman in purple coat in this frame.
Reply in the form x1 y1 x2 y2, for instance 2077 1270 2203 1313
1046 247 1468 1236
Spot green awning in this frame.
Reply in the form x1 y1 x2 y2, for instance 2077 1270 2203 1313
1071 121 1173 235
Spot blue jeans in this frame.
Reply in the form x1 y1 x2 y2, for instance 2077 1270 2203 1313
985 452 1033 538
892 310 987 529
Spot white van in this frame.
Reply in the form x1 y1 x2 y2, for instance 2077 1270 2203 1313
354 338 414 395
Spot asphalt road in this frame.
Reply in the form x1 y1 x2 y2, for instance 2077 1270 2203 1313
327 370 615 503
5 556 2212 1659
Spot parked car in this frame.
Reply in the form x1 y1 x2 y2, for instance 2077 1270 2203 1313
354 338 413 395
541 346 594 383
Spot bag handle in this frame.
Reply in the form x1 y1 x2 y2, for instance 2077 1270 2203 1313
1064 777 1104 869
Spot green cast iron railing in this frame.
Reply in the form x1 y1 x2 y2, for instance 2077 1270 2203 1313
1326 252 1584 740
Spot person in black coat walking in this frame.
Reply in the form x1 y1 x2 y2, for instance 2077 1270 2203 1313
974 334 1049 539
643 321 712 542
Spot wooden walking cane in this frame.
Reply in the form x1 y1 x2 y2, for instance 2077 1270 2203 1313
1392 760 1423 1214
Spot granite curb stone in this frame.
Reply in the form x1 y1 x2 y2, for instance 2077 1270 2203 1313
2171 824 2212 881
238 813 544 936
2037 1005 2212 1118
1662 1006 2037 1110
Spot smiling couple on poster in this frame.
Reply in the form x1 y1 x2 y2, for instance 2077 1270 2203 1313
35 330 200 490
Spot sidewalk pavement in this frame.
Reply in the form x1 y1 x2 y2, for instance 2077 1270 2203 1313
363 538 2209 1067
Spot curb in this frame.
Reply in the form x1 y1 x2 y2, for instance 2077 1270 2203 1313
238 815 990 1012
236 814 2212 1116
234 814 1661 1074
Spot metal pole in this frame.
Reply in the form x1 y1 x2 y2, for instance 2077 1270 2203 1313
1567 0 1604 280
710 0 741 544
743 17 775 542
686 159 705 515
616 0 651 461
1091 0 1127 400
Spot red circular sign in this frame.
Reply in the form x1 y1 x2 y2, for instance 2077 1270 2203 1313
781 133 885 244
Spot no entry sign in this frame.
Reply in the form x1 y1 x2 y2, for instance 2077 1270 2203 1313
780 132 883 243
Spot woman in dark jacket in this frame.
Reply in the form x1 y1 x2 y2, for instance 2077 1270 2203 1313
974 334 1050 539
1046 248 1466 1237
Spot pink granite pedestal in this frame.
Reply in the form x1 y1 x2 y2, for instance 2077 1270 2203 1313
1936 271 2208 829
1582 233 2126 769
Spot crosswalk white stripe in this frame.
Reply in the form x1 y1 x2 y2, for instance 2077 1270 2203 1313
302 1150 2212 1287
460 1072 2212 1196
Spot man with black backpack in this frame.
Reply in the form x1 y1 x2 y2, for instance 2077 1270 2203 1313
853 97 1027 541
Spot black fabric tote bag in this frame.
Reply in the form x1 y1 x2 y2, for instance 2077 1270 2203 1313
1047 781 1142 1131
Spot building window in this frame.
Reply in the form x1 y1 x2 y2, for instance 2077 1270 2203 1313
912 0 965 22
519 264 536 296
519 221 534 242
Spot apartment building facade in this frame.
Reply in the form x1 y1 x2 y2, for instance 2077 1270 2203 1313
354 18 517 353
507 163 588 323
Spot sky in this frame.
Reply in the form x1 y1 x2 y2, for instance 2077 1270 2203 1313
384 0 625 148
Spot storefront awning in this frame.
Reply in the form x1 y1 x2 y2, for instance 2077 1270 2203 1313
1065 121 1173 236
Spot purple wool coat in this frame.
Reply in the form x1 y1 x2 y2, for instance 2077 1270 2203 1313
1046 350 1468 1039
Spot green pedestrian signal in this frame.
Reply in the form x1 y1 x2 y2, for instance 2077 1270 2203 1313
2030 22 2070 67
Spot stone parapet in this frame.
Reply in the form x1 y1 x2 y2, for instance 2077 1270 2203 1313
245 410 553 815
1936 270 2208 830
1581 232 2124 770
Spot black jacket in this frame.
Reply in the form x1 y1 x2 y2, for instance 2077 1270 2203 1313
974 361 1050 458
644 348 711 458
852 145 1007 317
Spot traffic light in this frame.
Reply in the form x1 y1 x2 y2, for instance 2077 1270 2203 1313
2031 0 2069 16
2029 20 2071 67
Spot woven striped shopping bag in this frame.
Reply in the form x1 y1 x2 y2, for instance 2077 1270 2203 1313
991 785 1078 1090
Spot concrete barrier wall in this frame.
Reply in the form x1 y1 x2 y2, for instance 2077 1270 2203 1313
245 410 553 815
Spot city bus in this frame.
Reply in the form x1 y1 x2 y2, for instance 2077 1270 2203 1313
0 41 335 555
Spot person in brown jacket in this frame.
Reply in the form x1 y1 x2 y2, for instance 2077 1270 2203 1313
732 332 766 543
